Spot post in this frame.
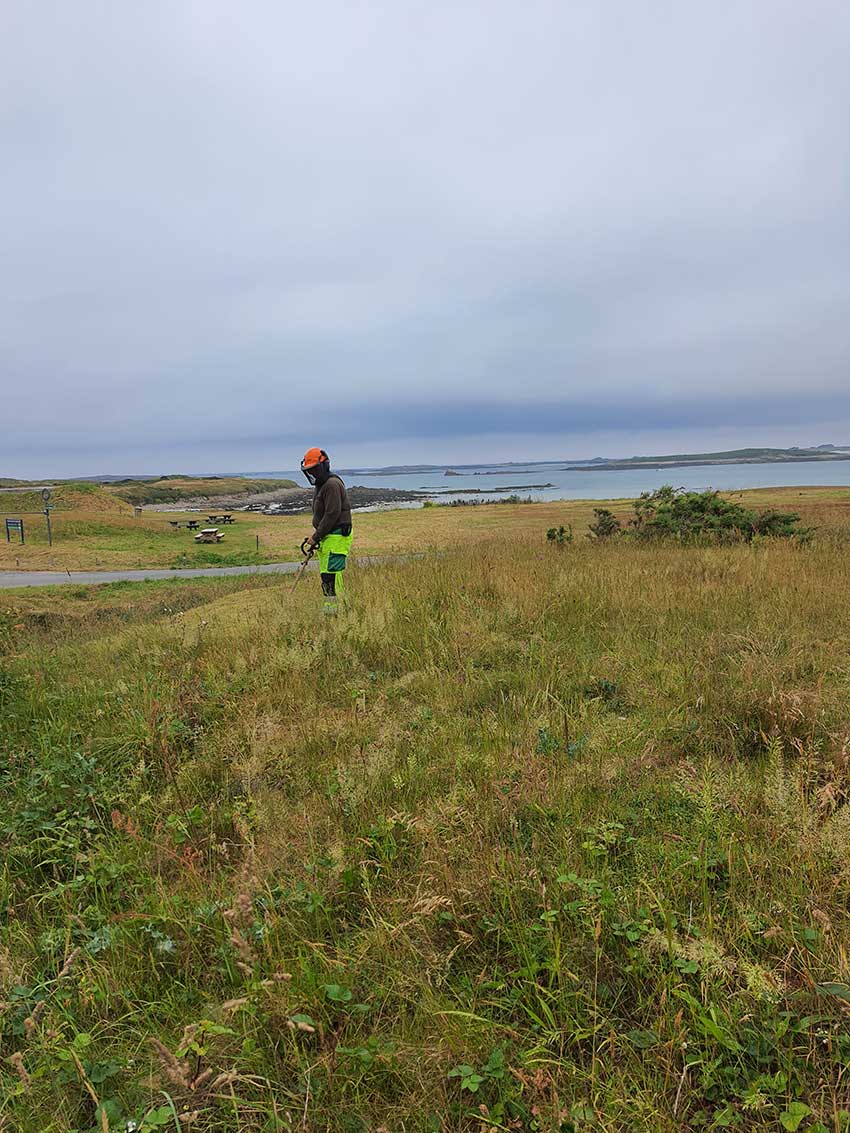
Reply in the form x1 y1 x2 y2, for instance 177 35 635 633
255 534 259 552
41 487 53 547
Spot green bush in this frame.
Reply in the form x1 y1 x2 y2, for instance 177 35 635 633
588 508 621 540
546 524 573 545
631 486 808 543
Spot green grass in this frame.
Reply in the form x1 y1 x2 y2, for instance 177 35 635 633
0 574 291 651
2 534 850 1130
0 509 298 572
0 482 300 571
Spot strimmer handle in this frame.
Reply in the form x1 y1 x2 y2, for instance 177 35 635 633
300 538 315 557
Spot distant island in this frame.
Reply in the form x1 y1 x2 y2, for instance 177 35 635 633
10 445 850 489
563 444 850 472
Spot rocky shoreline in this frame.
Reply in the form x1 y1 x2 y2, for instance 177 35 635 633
148 484 428 514
257 485 428 514
148 480 557 515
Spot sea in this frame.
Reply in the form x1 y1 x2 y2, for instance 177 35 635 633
244 460 850 507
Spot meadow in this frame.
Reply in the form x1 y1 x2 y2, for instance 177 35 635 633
1 483 848 574
0 484 619 573
1 494 850 1131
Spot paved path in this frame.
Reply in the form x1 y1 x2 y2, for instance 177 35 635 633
0 561 309 590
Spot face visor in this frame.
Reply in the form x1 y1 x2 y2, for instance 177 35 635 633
301 450 329 485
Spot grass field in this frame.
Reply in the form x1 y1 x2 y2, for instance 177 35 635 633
2 485 849 574
0 490 615 572
2 500 850 1131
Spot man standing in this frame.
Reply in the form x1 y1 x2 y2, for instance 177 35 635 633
301 447 353 612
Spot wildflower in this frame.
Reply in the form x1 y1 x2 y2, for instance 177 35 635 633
9 1052 30 1088
221 997 248 1013
23 999 47 1037
58 947 82 980
150 1036 190 1090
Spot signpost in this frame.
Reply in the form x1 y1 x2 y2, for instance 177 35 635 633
5 518 24 544
42 487 53 546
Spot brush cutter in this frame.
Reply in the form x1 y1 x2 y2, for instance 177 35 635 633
291 538 316 592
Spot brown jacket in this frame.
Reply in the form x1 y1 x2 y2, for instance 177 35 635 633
312 475 352 541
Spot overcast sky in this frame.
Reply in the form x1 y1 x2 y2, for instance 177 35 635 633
2 1 849 476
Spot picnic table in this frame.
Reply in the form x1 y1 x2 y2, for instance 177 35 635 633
186 520 200 530
195 527 225 544
207 513 235 524
168 520 183 529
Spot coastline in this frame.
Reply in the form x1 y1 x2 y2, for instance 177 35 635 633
564 453 850 472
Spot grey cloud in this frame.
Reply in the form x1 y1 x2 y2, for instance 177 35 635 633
2 0 850 476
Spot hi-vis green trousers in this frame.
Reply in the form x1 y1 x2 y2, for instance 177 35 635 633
317 527 353 609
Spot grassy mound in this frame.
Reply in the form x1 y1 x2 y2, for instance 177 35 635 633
2 537 850 1130
0 483 132 516
106 478 297 506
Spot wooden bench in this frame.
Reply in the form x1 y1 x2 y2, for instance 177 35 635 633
195 528 225 544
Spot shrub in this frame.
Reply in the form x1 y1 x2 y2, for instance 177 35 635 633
752 507 811 539
630 486 807 543
546 524 573 546
587 508 621 540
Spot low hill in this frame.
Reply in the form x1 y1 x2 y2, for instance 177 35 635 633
105 476 297 506
0 481 132 515
566 445 850 471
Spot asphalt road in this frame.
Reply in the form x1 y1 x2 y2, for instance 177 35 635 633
0 561 309 589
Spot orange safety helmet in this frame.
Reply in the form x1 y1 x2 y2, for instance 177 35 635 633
301 447 330 485
301 447 327 470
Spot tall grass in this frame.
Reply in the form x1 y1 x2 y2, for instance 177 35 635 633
1 536 849 1131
